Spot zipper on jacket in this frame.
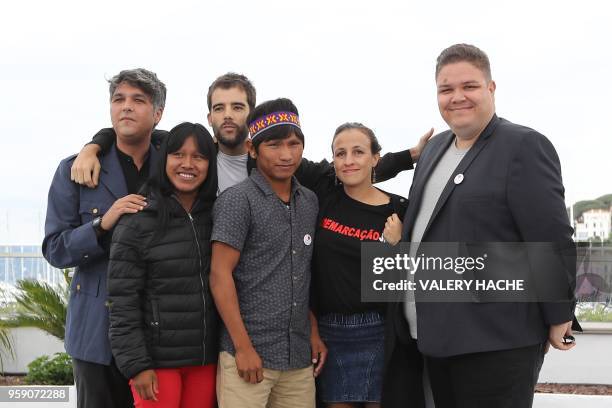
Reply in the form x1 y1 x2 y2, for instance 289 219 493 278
151 299 161 344
187 211 208 364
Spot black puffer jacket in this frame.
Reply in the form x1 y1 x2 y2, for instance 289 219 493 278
108 197 218 380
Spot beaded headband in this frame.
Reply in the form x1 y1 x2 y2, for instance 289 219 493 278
248 111 301 141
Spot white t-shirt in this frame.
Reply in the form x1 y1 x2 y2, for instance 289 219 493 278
405 139 469 339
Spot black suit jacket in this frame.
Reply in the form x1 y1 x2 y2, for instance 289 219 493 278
383 114 578 406
398 114 576 359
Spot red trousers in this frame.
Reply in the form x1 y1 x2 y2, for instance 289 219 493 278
131 364 216 408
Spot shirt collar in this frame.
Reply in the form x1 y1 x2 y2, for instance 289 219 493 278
115 145 151 167
217 150 248 161
250 168 303 198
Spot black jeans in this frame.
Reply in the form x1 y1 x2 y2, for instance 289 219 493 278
426 342 546 408
72 358 133 408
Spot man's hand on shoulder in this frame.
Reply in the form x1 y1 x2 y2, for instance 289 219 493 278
409 128 434 163
71 144 102 188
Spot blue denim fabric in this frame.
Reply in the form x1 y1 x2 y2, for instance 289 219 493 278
317 312 385 403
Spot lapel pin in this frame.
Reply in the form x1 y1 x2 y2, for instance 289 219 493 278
454 174 464 185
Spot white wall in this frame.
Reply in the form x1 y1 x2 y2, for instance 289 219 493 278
1 327 65 374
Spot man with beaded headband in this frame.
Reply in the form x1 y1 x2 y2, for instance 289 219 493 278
210 98 321 408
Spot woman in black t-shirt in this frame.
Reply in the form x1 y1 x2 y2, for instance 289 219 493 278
312 123 407 408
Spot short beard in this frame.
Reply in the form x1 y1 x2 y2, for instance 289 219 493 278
214 125 249 149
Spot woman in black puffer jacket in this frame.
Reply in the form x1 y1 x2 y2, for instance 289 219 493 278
108 122 219 408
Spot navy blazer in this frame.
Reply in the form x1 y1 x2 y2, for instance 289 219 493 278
43 143 159 365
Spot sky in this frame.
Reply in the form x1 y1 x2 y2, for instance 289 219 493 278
0 0 610 244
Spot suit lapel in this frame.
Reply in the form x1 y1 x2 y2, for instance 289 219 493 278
421 115 501 239
99 142 160 199
99 145 128 199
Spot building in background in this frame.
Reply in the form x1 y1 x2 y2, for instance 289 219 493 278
571 194 612 242
574 208 612 241
0 245 64 289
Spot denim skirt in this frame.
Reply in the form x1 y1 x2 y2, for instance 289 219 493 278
317 311 385 403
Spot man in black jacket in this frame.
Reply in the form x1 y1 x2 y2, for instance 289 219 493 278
383 44 577 408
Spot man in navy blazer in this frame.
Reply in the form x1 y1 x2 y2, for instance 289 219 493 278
43 68 165 408
383 44 577 408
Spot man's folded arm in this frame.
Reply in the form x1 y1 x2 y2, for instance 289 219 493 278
89 128 168 155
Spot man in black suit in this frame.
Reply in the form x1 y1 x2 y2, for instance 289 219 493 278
382 44 577 408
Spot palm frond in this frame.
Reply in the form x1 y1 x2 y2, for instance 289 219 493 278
8 274 69 341
0 288 16 372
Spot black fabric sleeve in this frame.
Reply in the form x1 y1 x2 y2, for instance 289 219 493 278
89 128 169 154
294 158 336 199
296 149 415 199
89 128 116 154
375 149 414 182
151 129 168 148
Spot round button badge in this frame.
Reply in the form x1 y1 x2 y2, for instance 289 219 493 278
454 174 464 185
304 234 312 246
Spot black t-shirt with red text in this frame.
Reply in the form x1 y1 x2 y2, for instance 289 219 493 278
311 188 406 316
